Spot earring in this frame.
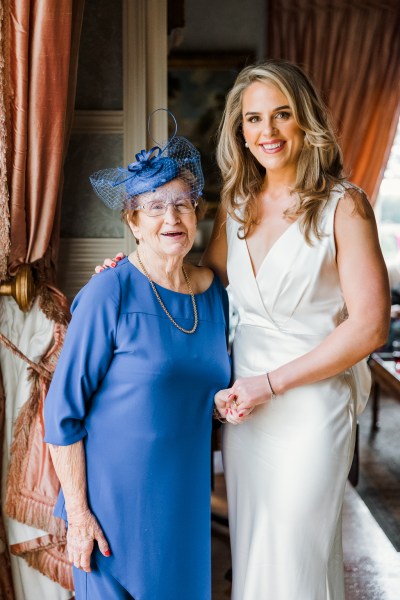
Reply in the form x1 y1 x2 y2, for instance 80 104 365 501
244 141 249 148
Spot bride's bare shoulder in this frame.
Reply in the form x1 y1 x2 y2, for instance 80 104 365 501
185 264 215 293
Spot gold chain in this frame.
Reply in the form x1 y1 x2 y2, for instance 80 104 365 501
136 251 198 334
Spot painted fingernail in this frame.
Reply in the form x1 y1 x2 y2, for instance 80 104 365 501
115 256 122 262
239 413 243 417
105 550 111 557
225 409 228 414
111 261 117 267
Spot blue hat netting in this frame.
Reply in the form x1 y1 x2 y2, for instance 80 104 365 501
89 135 204 210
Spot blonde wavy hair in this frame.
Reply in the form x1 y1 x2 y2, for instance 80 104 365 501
217 59 365 242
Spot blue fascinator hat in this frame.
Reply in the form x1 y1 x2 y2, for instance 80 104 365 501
89 111 204 210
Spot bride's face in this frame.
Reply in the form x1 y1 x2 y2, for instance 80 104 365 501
241 81 304 178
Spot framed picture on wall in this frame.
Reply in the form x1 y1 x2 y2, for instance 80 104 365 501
168 51 254 215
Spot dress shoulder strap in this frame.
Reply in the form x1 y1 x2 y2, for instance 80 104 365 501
321 183 354 255
323 183 355 225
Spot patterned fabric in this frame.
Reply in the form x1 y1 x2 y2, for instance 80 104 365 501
0 0 10 282
1 290 74 594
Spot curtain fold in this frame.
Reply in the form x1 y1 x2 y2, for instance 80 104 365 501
0 1 85 595
1 295 73 593
7 0 85 280
0 0 11 282
0 369 15 600
267 0 400 204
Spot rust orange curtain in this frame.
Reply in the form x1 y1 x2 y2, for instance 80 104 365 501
0 0 11 283
267 0 400 204
0 1 84 596
7 0 85 281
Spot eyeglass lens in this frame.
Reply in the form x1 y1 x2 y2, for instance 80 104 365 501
142 198 196 215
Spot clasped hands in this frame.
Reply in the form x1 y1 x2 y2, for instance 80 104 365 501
214 374 274 425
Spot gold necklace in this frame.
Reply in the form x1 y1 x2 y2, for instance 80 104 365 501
136 250 198 334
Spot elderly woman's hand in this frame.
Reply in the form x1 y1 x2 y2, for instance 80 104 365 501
67 508 110 572
214 388 230 421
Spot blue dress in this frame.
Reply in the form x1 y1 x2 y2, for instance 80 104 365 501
44 257 231 600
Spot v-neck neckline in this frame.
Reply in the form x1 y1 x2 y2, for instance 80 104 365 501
245 219 298 280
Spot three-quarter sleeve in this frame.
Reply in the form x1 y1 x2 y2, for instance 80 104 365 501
44 269 120 446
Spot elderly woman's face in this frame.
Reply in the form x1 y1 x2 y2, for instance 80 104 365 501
128 179 197 259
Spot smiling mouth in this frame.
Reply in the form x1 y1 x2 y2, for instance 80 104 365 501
161 232 185 238
260 141 285 153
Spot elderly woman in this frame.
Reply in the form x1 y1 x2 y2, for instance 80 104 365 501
44 133 231 600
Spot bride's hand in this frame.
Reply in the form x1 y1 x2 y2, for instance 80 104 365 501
214 389 253 425
232 374 273 412
94 252 125 274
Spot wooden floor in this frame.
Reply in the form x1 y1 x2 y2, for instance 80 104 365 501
357 393 400 551
211 475 400 600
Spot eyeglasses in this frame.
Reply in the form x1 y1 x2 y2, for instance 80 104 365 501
135 197 198 217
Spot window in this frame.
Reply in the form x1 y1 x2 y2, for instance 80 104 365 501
375 118 400 288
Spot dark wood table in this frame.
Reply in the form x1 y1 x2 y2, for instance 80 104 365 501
368 352 400 431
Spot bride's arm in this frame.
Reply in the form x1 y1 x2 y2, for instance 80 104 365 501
200 205 229 287
234 190 390 410
94 252 125 273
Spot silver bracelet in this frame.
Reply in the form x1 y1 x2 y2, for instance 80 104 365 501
266 372 277 401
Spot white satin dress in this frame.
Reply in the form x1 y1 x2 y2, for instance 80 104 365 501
222 187 371 600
